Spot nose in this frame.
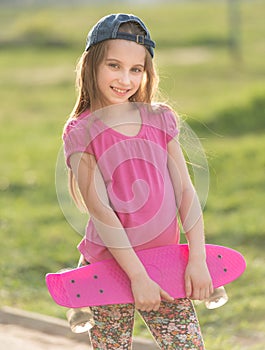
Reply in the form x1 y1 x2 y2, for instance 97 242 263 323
118 70 130 85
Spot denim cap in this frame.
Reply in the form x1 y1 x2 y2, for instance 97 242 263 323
85 13 155 58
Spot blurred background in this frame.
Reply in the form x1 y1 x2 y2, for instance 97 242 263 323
0 0 264 349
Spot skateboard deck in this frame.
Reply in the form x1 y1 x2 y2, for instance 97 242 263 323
46 244 246 308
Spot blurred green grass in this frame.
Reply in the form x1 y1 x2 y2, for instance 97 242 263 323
0 1 264 349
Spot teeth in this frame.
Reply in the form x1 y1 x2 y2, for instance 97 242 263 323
112 87 128 94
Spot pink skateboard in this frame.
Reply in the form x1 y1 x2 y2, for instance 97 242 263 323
46 244 246 308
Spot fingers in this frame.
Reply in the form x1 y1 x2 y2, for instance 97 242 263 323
209 281 214 295
185 274 211 300
136 289 174 312
203 281 214 300
136 298 160 312
186 281 214 300
160 288 174 302
185 275 192 298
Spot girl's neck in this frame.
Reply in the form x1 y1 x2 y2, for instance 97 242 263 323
92 101 134 113
94 102 142 137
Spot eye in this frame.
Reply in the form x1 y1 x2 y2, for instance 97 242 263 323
131 67 143 73
108 63 120 69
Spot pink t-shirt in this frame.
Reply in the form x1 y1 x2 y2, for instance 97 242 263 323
63 104 180 263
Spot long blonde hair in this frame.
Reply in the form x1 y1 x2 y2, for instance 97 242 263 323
66 21 159 210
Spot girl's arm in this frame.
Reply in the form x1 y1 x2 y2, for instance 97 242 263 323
167 137 214 300
70 152 173 311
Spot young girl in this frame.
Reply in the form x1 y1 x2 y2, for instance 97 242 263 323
63 13 213 350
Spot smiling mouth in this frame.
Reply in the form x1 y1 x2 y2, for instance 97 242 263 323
111 86 130 95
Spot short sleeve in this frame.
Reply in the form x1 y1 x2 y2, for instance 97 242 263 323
63 114 94 168
163 108 179 142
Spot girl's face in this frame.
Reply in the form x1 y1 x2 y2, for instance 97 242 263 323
96 39 146 107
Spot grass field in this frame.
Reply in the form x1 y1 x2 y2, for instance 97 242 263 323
0 1 264 349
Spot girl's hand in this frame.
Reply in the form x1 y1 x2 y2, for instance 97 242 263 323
185 260 213 300
130 272 174 312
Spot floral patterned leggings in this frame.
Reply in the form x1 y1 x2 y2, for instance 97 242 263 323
89 299 204 349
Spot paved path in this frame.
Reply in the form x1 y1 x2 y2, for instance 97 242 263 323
0 323 92 350
0 306 157 349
